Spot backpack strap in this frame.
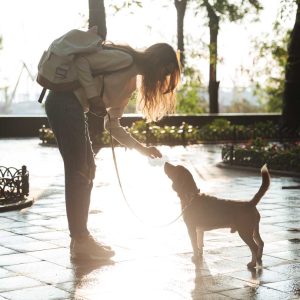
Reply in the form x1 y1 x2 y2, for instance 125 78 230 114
92 46 135 77
38 88 47 103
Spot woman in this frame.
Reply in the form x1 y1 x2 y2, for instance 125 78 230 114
45 40 180 261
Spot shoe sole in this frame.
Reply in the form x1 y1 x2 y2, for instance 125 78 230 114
70 251 115 261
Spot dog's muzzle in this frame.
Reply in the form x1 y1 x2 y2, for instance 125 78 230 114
164 162 175 174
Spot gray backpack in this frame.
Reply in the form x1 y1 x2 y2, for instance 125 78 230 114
37 29 134 103
37 29 102 102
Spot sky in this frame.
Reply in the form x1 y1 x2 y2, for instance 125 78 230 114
0 0 296 99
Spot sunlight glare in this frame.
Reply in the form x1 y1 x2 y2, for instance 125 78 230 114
91 146 192 259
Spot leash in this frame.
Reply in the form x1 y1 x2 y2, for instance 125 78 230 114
37 83 187 226
106 113 147 224
105 112 192 228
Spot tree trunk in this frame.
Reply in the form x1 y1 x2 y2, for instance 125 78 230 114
88 0 107 39
87 0 107 151
281 1 300 134
174 0 187 68
205 1 220 113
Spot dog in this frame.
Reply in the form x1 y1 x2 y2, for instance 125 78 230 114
164 162 270 268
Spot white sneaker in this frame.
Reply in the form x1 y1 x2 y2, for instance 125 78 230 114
70 235 115 260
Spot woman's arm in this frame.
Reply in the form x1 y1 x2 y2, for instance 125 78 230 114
104 113 162 158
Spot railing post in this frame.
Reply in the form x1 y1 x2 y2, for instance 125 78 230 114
230 144 234 164
22 165 29 196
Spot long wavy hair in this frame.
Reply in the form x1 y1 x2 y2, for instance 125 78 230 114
103 42 181 122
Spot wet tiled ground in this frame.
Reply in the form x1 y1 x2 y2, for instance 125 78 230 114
0 138 300 299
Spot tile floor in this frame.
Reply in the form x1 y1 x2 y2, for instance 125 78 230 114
0 138 299 299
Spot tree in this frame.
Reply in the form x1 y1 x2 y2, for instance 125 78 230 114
175 0 188 67
176 67 208 113
224 97 261 113
281 0 300 133
87 0 107 150
194 0 262 113
111 0 187 68
251 22 290 112
88 0 107 38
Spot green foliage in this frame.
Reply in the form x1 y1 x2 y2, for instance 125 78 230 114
198 119 251 141
176 82 208 114
176 67 208 114
39 118 280 147
101 120 201 146
252 21 290 112
123 91 137 114
279 0 298 20
38 126 56 145
100 118 278 146
252 121 277 139
196 0 263 24
224 98 262 113
109 0 143 13
222 139 300 172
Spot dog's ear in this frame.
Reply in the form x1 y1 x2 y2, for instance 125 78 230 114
179 167 200 193
185 179 200 196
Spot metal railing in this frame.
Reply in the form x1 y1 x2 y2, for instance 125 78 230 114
0 165 33 211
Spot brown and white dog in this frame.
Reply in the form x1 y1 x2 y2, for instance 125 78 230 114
164 162 270 268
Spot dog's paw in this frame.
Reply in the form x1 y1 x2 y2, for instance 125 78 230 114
256 258 263 267
191 253 203 264
247 261 256 269
191 255 198 264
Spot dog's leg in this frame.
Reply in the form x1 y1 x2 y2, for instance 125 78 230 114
253 223 264 265
196 228 204 257
187 225 199 262
238 228 258 269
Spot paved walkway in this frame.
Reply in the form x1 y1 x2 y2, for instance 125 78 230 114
0 138 299 300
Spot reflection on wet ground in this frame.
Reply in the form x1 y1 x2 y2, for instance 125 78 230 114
0 138 299 299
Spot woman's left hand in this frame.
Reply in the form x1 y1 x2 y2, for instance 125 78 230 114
140 146 162 158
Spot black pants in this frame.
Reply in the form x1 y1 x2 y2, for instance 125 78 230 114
45 91 96 238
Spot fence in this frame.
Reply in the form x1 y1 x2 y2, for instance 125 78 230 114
0 165 34 212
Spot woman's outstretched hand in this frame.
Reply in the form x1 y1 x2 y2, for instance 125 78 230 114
140 146 162 158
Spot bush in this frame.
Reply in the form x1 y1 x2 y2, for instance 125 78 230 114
40 118 280 147
222 139 300 173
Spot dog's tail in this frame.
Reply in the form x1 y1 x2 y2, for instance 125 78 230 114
249 164 270 207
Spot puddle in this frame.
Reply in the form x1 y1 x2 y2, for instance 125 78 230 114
288 238 300 244
89 209 103 214
287 228 300 233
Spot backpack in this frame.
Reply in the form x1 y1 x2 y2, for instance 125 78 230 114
37 29 103 102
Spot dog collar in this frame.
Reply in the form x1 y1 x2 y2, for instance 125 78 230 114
190 189 200 201
182 189 200 210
